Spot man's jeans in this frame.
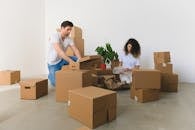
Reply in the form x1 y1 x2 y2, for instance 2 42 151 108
48 56 77 86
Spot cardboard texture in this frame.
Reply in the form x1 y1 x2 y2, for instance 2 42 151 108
130 86 160 103
70 26 82 39
154 52 171 64
0 70 20 85
69 55 101 70
92 68 113 75
155 63 173 74
19 79 48 100
161 73 178 92
132 69 161 89
66 38 84 57
68 86 117 129
56 70 93 102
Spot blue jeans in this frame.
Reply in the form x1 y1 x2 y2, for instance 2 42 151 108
48 56 77 86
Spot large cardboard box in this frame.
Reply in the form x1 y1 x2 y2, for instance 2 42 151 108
56 70 93 102
130 86 160 103
68 86 117 129
69 55 101 70
155 63 173 73
154 51 171 64
19 79 48 100
132 69 161 89
0 70 20 85
66 38 84 57
70 26 82 39
161 73 178 92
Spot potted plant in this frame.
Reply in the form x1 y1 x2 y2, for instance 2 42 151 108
95 43 119 69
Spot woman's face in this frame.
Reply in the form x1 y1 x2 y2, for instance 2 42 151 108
127 44 132 52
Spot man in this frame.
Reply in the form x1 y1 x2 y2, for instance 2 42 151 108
47 21 82 86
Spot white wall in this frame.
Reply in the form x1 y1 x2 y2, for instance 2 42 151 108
45 0 195 83
0 0 45 78
0 0 194 82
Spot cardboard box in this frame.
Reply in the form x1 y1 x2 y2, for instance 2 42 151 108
0 70 20 85
155 63 173 73
132 69 161 89
66 38 84 57
92 68 113 75
69 55 101 70
56 70 93 102
130 86 160 103
70 26 82 39
161 73 178 92
68 86 117 129
19 79 48 100
154 51 171 64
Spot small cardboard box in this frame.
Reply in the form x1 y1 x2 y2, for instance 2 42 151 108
0 70 20 85
154 51 171 64
19 79 48 100
68 86 117 129
92 68 113 75
161 73 178 92
66 38 84 57
56 69 93 102
132 69 161 89
69 55 101 70
130 86 160 103
70 26 82 39
155 63 173 73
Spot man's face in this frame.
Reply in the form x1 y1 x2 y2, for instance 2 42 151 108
61 26 72 37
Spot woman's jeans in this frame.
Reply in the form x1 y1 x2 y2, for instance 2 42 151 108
48 56 77 86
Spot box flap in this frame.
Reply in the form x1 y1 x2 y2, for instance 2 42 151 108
19 78 46 87
79 55 101 62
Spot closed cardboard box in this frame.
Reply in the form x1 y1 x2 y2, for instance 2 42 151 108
69 55 101 70
66 38 84 57
130 86 160 103
56 70 93 102
132 69 161 89
155 63 173 73
70 26 82 39
68 86 117 129
161 73 178 92
154 51 171 64
19 79 48 100
0 70 20 85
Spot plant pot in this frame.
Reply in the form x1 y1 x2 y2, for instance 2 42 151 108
100 63 106 70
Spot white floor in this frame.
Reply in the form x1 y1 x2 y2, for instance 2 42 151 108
0 83 195 130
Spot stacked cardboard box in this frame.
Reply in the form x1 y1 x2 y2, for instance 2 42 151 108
0 70 20 85
19 78 48 100
56 55 101 102
66 26 84 57
154 52 178 92
68 86 117 129
130 69 161 103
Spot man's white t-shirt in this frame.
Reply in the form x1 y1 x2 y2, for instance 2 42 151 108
47 32 74 65
119 52 140 69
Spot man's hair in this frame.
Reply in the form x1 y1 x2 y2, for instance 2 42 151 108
61 21 73 28
124 38 141 58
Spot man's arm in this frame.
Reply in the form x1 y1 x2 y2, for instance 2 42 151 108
53 42 75 63
70 44 82 60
